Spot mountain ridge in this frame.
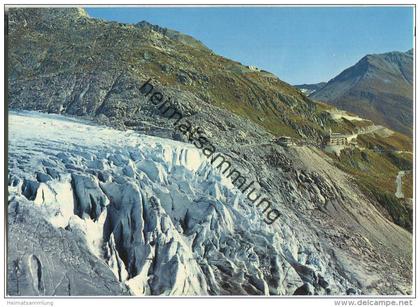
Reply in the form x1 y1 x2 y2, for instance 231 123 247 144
309 49 413 135
8 7 329 140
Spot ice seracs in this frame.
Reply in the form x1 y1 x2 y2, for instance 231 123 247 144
8 111 412 296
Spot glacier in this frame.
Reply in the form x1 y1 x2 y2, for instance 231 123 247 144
7 111 412 296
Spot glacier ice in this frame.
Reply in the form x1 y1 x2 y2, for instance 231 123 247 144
7 111 412 296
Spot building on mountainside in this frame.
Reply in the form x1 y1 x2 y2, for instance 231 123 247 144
322 130 358 155
323 129 358 146
276 136 295 147
325 132 350 146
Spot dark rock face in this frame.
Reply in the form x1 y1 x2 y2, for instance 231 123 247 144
310 50 413 135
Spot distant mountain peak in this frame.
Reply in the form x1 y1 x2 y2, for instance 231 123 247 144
310 50 413 135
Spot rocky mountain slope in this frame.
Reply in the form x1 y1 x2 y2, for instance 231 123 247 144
7 8 413 296
309 50 413 135
8 7 331 140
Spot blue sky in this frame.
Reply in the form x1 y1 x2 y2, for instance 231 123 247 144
86 6 414 85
